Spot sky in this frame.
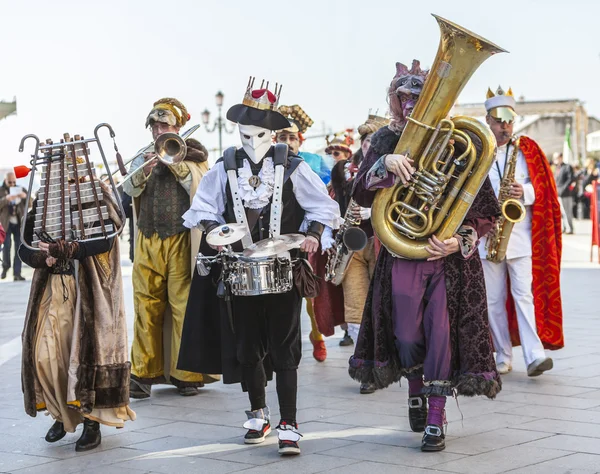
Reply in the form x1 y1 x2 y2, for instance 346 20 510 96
1 0 599 177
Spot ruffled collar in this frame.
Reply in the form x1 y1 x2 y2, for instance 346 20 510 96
237 157 275 209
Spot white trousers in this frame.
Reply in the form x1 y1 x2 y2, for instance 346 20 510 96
481 256 546 367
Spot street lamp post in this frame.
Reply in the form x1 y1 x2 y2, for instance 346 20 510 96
202 91 234 156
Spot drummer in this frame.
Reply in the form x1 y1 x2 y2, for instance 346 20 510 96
178 79 340 456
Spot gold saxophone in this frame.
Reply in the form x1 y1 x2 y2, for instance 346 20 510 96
371 15 506 259
325 198 368 285
485 137 526 263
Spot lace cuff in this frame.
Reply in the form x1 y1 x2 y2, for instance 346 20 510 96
182 209 225 229
455 225 478 259
366 156 395 190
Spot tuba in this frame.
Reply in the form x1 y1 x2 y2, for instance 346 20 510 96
485 136 526 263
371 15 507 259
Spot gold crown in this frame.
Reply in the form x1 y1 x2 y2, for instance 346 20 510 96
486 85 514 99
242 76 283 111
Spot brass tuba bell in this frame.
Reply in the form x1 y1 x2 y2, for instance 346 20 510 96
371 15 507 260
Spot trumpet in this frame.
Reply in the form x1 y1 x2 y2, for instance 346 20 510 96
112 124 200 187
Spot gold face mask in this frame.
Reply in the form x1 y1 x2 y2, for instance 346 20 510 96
489 106 517 124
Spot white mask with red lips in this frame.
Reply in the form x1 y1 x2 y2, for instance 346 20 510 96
239 124 272 164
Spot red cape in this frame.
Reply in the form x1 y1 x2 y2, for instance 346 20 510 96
506 136 564 350
309 250 345 337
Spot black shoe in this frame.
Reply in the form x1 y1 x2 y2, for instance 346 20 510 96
129 378 151 399
177 386 200 396
1 269 7 280
339 330 354 347
408 395 428 433
244 407 271 445
14 275 25 281
277 421 302 455
75 419 101 452
244 420 271 444
421 424 445 452
45 421 66 443
360 382 376 394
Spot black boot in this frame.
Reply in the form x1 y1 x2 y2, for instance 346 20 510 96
421 424 445 452
408 395 428 432
360 382 376 394
45 421 66 443
130 378 151 399
339 330 354 347
75 419 101 452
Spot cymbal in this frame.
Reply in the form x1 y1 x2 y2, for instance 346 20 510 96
206 223 249 246
242 234 305 258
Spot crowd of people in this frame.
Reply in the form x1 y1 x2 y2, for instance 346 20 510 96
8 33 575 457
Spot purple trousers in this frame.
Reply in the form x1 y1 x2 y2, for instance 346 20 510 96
391 258 451 383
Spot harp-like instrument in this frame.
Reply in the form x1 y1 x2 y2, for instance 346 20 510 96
16 123 125 250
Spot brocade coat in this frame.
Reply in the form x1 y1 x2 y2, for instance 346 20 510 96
348 126 502 398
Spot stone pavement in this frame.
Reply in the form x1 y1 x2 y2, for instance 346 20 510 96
1 220 599 473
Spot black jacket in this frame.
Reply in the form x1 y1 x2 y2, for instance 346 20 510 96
555 163 576 198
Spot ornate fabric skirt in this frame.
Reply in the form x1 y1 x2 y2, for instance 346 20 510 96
33 274 135 432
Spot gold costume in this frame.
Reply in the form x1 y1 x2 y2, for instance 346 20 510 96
130 231 208 383
127 97 218 389
341 238 376 325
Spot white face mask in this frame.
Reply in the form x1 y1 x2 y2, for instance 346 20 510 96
239 124 272 163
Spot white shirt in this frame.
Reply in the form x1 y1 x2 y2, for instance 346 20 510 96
479 143 536 260
182 159 341 249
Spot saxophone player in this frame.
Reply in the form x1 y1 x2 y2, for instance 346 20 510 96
480 87 564 377
337 115 387 394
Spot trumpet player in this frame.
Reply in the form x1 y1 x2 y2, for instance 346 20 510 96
123 98 216 398
480 87 564 377
349 60 502 452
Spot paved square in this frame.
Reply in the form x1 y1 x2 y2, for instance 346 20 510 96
1 220 599 473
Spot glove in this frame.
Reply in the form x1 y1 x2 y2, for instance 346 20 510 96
320 227 335 253
359 207 371 220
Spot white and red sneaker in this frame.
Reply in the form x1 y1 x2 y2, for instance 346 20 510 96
277 421 302 455
243 407 271 444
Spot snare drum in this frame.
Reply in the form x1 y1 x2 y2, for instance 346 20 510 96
227 255 293 296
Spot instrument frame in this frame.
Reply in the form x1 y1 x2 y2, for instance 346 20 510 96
18 123 126 251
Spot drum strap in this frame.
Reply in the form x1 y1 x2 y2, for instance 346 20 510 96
270 144 288 238
224 145 300 246
224 147 253 249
